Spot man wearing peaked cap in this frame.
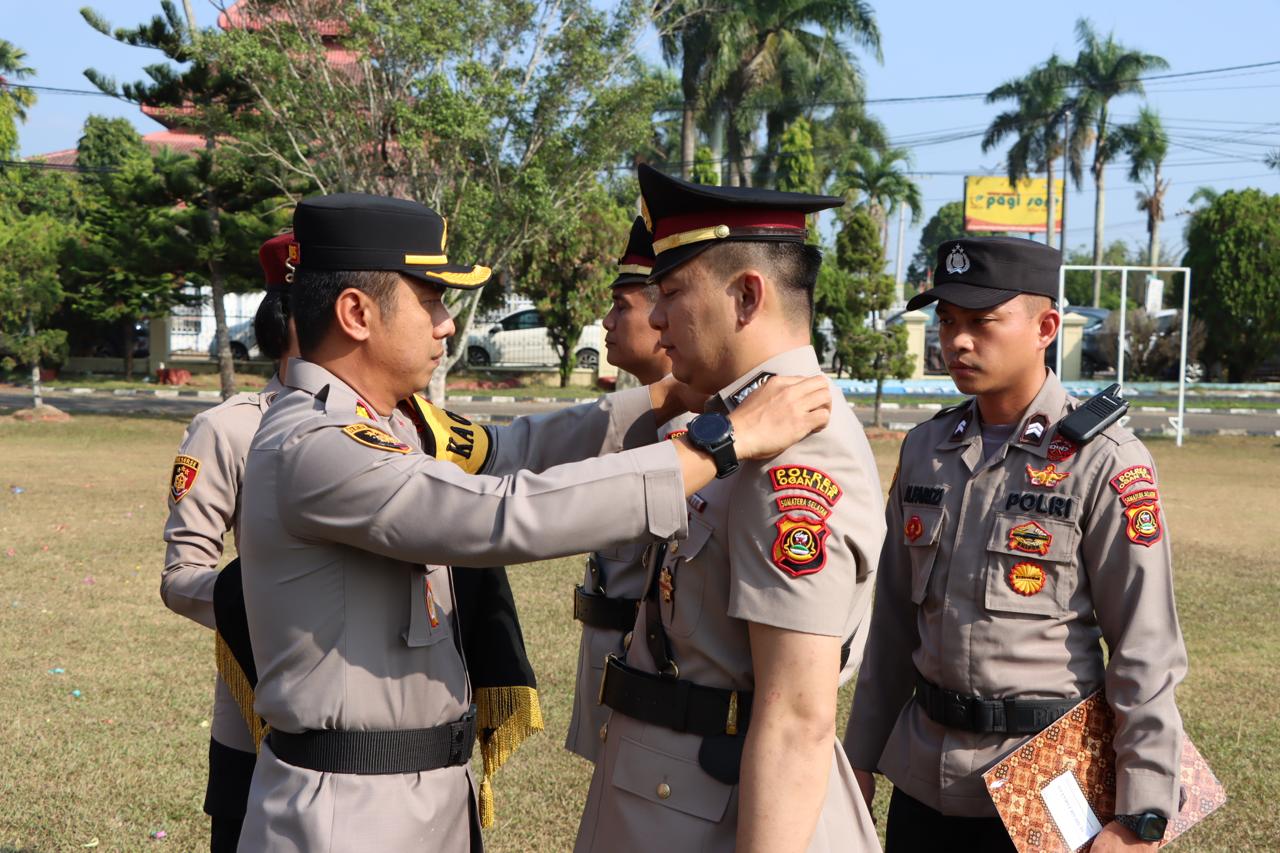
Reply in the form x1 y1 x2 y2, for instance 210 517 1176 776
161 232 299 853
575 167 886 853
565 217 693 764
846 236 1186 852
235 192 834 851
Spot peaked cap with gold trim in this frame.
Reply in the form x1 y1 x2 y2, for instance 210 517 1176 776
613 216 655 288
637 163 843 280
292 192 492 290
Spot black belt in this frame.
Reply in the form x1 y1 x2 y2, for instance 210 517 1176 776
573 586 640 632
267 707 477 775
598 655 750 737
914 673 1077 735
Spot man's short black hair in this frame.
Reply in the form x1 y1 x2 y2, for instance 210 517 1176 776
290 269 402 356
253 291 291 363
700 241 823 323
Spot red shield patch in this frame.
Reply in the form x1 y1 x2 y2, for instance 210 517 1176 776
1123 501 1163 547
770 514 829 577
904 515 924 542
170 454 200 503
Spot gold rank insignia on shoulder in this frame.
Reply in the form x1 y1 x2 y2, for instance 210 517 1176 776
341 423 411 454
170 454 200 503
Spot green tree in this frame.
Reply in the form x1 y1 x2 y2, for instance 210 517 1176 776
837 145 921 256
518 184 630 386
690 145 720 185
1063 240 1141 309
833 206 913 426
1183 188 1280 381
658 0 716 181
1071 18 1168 305
1120 106 1169 268
83 0 262 398
774 116 816 194
905 201 998 285
0 39 36 157
982 54 1082 249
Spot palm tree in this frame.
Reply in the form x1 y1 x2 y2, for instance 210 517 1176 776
838 146 922 254
981 55 1083 249
658 1 716 180
0 39 36 157
1071 18 1168 305
703 0 881 187
1121 106 1169 268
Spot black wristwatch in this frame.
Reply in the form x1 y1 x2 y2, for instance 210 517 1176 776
1114 812 1168 842
687 413 739 479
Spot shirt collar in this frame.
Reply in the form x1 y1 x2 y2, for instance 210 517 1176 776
713 345 821 413
283 358 384 424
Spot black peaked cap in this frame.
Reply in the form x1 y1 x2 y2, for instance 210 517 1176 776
613 217 656 288
907 236 1062 311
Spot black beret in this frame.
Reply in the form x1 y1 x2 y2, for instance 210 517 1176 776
292 192 491 290
907 236 1062 311
637 164 843 279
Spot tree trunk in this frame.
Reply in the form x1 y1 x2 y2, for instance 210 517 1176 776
429 289 484 403
681 100 696 181
122 319 135 381
1091 161 1105 306
725 115 741 187
27 314 42 409
873 376 884 429
204 138 236 400
1045 157 1056 250
1148 164 1162 269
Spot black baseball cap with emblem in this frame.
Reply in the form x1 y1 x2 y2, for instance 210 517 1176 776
292 192 492 290
906 236 1061 311
637 163 843 280
612 217 655 288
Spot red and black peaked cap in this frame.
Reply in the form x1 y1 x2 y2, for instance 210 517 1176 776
637 163 844 280
292 192 492 290
259 232 297 292
612 217 656 288
907 236 1062 311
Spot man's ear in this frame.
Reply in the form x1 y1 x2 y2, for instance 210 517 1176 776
1037 306 1062 351
333 288 375 342
735 269 767 327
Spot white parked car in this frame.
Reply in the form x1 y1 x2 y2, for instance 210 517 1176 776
464 308 603 369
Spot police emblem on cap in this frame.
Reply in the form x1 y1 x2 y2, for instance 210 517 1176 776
945 244 971 275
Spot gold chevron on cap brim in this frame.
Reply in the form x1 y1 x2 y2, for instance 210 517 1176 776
426 265 492 288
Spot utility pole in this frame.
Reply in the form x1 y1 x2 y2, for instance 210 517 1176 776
1059 108 1071 256
893 204 907 306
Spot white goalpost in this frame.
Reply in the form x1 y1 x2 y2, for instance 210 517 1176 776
1056 264 1194 447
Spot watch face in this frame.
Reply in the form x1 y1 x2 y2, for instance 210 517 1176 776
690 413 731 445
1140 815 1168 841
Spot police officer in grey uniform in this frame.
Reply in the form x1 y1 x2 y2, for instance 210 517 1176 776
161 233 298 852
235 193 833 852
567 217 692 762
845 237 1187 852
575 166 885 853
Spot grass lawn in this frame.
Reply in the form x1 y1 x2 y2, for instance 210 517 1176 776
0 417 1276 851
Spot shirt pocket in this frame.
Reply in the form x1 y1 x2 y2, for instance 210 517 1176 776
902 505 946 605
983 511 1080 617
662 515 715 639
611 735 732 824
403 565 453 648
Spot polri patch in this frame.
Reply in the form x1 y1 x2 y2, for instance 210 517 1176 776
170 454 200 503
905 515 925 543
769 465 842 506
1004 492 1074 518
1046 434 1077 462
664 428 689 442
1019 414 1049 446
1026 463 1070 488
770 514 829 577
341 423 411 454
1008 520 1052 556
1123 501 1163 547
775 495 831 520
1110 464 1155 494
1008 562 1046 596
904 484 945 506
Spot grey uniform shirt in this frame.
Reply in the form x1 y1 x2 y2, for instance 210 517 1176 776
846 371 1187 818
567 413 694 762
575 346 885 853
237 359 688 852
161 376 284 754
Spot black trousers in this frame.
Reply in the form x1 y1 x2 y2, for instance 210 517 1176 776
886 787 1017 853
204 737 257 853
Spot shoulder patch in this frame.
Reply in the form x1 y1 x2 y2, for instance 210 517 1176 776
341 423 411 454
771 514 830 577
664 428 689 441
170 455 200 503
1110 464 1156 494
768 465 842 506
775 494 831 520
1123 500 1163 547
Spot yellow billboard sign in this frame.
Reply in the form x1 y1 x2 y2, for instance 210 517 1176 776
964 176 1064 233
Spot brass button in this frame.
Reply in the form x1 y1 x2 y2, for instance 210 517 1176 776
599 723 608 742
622 631 633 650
656 782 671 800
713 224 730 239
670 541 679 555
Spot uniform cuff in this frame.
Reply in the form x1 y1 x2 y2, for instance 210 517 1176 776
606 385 661 452
1115 767 1180 816
630 441 687 540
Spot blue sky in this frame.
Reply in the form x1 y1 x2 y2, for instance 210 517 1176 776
11 0 1280 265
